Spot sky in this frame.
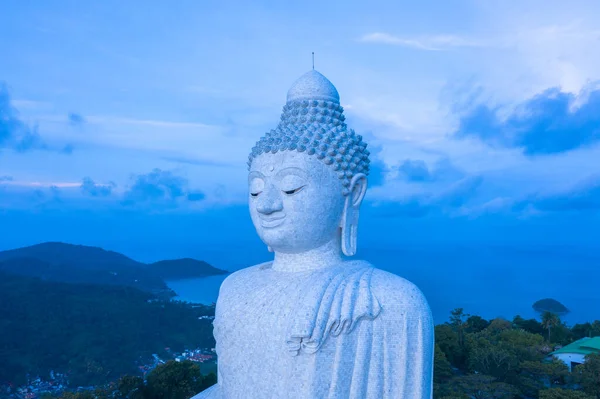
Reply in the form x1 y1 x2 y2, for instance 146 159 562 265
1 0 600 275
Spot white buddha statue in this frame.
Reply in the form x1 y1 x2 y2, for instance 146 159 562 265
194 70 434 399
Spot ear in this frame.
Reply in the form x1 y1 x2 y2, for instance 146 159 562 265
348 173 367 207
340 173 368 256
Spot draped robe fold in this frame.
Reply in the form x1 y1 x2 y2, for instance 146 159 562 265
193 260 434 399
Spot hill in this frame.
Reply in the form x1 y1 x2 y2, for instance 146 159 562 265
0 242 228 292
0 270 216 387
149 258 228 280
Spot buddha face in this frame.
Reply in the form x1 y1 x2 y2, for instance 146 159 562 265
248 151 346 254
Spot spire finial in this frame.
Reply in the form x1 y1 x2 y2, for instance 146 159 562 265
312 52 315 70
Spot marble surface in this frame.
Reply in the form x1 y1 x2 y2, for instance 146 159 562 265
192 70 434 398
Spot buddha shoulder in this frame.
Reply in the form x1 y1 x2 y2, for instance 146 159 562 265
217 262 270 295
370 268 433 321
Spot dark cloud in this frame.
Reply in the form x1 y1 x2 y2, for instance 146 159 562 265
68 112 85 126
362 139 386 187
453 83 600 155
0 176 13 182
397 158 464 183
0 83 45 152
398 159 431 182
434 176 484 208
61 144 74 154
30 185 62 205
186 191 206 202
365 196 433 219
81 177 115 197
523 176 600 213
368 175 484 218
122 168 205 206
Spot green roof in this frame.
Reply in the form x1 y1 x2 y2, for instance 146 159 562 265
552 337 600 356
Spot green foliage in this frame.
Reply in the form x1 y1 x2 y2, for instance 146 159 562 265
435 324 465 370
465 315 489 334
434 344 454 383
539 388 595 399
435 309 592 399
541 312 562 342
513 315 545 335
145 361 205 399
0 271 216 386
51 361 215 399
115 375 146 399
574 353 600 398
520 359 569 391
572 321 600 340
443 374 519 399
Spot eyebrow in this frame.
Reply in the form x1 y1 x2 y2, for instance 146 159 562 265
275 167 309 179
248 171 265 181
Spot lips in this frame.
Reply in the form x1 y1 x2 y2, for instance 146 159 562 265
259 216 285 228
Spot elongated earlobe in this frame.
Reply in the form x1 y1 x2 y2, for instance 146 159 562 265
341 174 367 256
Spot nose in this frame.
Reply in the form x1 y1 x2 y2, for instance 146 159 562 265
256 186 283 215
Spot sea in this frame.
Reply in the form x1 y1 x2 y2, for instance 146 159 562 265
166 245 600 325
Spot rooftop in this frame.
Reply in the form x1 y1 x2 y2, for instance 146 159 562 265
552 337 600 356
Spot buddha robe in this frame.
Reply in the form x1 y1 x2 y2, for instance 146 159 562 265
193 260 434 399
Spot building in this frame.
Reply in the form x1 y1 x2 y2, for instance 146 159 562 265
551 337 600 371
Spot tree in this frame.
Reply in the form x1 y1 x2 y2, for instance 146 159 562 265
435 324 465 370
450 308 470 346
465 316 489 334
541 312 561 342
591 321 600 337
466 335 519 382
539 388 594 399
434 344 454 383
574 353 600 398
513 315 544 335
145 360 205 399
487 318 512 333
446 374 519 399
116 375 146 399
520 359 569 388
572 323 594 340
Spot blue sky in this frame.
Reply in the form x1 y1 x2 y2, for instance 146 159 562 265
1 0 600 269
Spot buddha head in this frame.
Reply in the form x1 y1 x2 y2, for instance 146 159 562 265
247 70 371 257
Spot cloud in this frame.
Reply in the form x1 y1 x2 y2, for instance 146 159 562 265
358 32 483 51
80 177 115 197
364 141 387 187
86 116 214 129
0 83 45 152
61 144 74 154
0 176 13 182
68 112 85 126
161 155 236 168
433 175 484 208
368 175 484 218
122 168 205 206
396 158 464 183
398 159 431 182
186 191 205 202
525 175 600 213
454 83 600 155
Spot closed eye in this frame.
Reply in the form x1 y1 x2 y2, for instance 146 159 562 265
250 191 262 197
283 186 305 195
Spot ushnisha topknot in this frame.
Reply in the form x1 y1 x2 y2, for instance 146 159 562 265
247 70 371 196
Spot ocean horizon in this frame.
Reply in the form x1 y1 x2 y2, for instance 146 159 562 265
166 245 600 326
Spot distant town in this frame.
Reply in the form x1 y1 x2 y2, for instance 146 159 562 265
1 340 217 399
